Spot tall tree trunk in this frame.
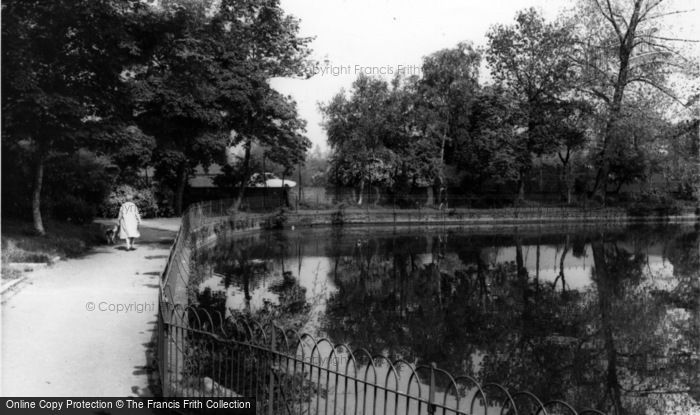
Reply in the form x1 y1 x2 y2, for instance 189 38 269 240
591 1 642 204
559 149 572 204
233 138 252 211
440 134 447 184
32 149 46 235
297 162 302 209
174 162 188 216
517 172 526 204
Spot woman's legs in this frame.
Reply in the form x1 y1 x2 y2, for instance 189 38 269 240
124 237 132 250
128 237 135 250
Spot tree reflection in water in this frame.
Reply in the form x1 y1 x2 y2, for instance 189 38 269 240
193 224 700 414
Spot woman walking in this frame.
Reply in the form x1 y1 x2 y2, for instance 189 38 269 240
118 194 141 250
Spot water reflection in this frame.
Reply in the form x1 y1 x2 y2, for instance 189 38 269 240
193 224 700 414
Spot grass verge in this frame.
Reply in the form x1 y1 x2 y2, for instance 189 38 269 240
1 218 104 280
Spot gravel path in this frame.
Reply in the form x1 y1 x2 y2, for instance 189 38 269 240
1 221 179 397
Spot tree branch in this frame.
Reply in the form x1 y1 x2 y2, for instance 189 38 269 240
647 35 700 43
578 85 612 104
639 0 665 22
629 58 687 71
594 0 623 42
645 8 695 21
626 76 686 106
633 39 694 63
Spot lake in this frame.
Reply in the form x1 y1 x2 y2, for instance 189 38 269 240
192 222 700 414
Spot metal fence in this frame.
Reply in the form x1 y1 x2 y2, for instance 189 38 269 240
156 199 621 414
195 188 607 212
187 188 697 222
157 298 606 415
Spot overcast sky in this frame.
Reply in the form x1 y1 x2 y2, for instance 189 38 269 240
269 0 699 152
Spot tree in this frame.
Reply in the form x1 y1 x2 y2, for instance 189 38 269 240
486 8 580 202
461 86 523 190
132 2 234 215
322 44 482 207
229 86 310 210
2 0 146 234
416 42 481 202
214 0 312 211
133 0 311 214
290 145 329 189
551 102 589 204
606 99 673 193
380 75 438 201
98 125 156 186
321 74 397 205
572 0 699 202
662 118 699 199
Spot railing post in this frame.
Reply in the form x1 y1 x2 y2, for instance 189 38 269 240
159 305 169 397
428 362 436 414
268 326 276 415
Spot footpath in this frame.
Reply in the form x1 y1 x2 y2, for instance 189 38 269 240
1 218 180 396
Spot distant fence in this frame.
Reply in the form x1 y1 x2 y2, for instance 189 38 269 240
157 199 644 414
186 186 699 218
292 187 532 210
189 187 570 211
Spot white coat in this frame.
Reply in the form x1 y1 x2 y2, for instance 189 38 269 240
118 201 141 239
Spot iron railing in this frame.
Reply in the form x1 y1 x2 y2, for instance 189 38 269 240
157 297 606 415
190 185 698 215
155 198 642 414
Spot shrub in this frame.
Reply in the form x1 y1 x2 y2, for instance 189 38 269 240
153 186 176 217
1 239 52 263
265 208 289 229
99 185 159 218
43 151 117 224
627 192 682 217
52 195 98 224
1 266 23 280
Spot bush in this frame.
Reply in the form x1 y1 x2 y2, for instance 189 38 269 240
153 186 176 217
43 151 117 224
265 208 289 229
99 185 159 218
627 192 682 217
52 195 98 224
